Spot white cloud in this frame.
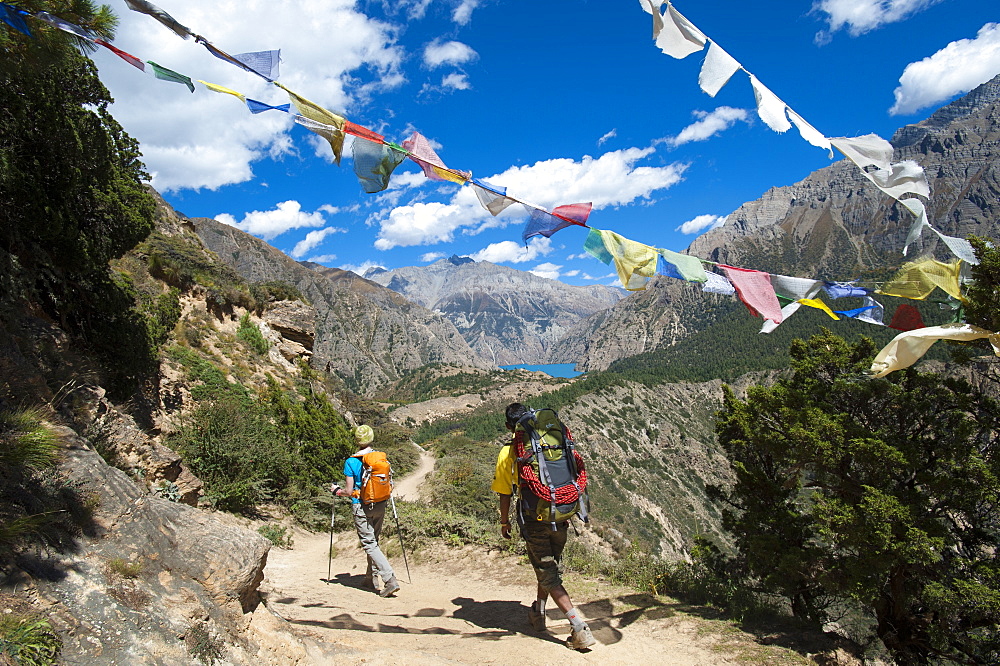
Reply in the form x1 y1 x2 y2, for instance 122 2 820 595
469 237 553 263
306 254 338 264
814 0 941 37
374 147 686 249
420 252 446 262
423 40 478 68
663 107 749 147
341 260 388 276
566 252 590 260
92 1 404 192
291 226 347 258
452 0 481 25
676 214 727 235
563 270 580 277
530 262 563 280
441 72 472 90
597 129 617 146
215 200 332 240
890 23 1000 115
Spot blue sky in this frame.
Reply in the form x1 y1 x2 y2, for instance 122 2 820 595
89 0 1000 286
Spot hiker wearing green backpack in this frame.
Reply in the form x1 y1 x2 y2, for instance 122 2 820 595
492 403 596 651
330 424 400 598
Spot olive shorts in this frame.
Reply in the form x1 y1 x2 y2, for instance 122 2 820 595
520 519 569 592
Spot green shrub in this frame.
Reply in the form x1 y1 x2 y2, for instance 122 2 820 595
0 614 61 665
185 621 223 665
0 407 58 470
236 313 269 355
257 524 294 549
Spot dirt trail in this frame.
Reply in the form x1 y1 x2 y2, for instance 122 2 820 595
392 444 434 502
259 446 819 665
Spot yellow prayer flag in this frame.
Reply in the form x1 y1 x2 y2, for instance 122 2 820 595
430 165 469 184
797 298 840 320
276 82 346 164
197 80 246 102
877 259 964 302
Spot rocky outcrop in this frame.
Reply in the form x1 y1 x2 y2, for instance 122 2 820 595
363 255 624 365
191 218 491 395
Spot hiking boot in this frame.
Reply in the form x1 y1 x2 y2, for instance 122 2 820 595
566 625 596 651
527 601 546 631
379 577 400 598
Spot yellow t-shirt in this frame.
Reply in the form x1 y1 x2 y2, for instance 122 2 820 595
491 444 517 495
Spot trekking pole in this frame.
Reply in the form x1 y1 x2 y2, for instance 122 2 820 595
389 496 412 584
327 490 338 583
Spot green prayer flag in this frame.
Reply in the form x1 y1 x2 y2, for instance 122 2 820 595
147 61 194 93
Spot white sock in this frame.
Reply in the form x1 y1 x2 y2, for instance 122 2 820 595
535 598 546 615
565 606 586 631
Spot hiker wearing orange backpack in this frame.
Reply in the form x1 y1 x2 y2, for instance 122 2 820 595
492 403 596 651
331 424 400 598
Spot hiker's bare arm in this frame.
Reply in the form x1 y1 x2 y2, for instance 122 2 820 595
332 478 356 497
498 493 512 539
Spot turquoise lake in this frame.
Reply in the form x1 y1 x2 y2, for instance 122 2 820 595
499 363 583 378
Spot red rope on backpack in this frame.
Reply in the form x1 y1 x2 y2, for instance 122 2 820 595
513 431 587 503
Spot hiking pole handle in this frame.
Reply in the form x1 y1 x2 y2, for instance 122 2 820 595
390 496 412 585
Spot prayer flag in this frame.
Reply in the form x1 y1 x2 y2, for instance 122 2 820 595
34 12 91 40
932 228 978 265
472 178 516 216
522 204 590 243
125 0 192 39
344 122 384 143
897 198 930 257
871 323 1000 378
830 134 894 173
198 80 246 102
699 41 741 97
583 228 614 265
147 62 194 92
401 131 469 183
720 265 783 323
760 275 823 333
834 305 877 319
659 249 706 282
646 1 707 59
888 303 925 332
878 258 964 302
245 99 290 114
585 229 659 291
552 202 592 226
787 109 831 153
749 75 791 133
233 50 280 80
797 298 840 320
278 83 345 164
702 270 736 296
352 138 406 194
0 3 31 36
856 296 885 326
823 281 868 299
96 39 145 71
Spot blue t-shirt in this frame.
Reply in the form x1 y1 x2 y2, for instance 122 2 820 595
343 456 363 505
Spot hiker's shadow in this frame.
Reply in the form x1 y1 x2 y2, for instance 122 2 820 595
325 572 375 593
450 597 564 645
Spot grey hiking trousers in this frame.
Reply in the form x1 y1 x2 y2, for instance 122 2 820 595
352 500 395 582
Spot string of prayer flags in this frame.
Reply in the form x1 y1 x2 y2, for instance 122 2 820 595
148 61 194 92
888 303 925 332
124 0 192 40
97 39 145 71
523 203 592 244
878 258 964 302
352 138 407 194
277 83 346 165
472 179 518 216
719 265 783 323
871 323 1000 377
760 275 824 333
0 2 30 36
401 132 469 184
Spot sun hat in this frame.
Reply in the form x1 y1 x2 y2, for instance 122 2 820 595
354 424 374 446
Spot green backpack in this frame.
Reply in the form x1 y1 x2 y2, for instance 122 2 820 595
513 408 589 529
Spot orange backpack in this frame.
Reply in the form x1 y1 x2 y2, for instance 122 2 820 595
357 451 392 504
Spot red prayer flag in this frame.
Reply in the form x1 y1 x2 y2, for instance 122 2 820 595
888 303 925 331
95 39 145 71
551 202 593 226
344 122 384 144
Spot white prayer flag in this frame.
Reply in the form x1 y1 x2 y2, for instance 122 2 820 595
699 41 741 97
749 75 791 133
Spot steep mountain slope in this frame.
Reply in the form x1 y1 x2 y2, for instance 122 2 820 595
360 256 623 365
191 218 491 395
561 74 1000 371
